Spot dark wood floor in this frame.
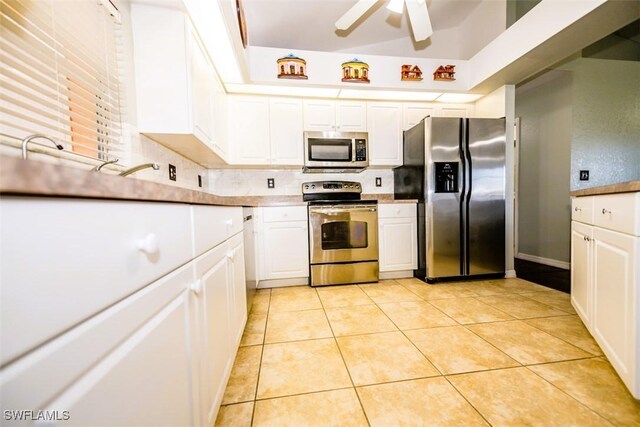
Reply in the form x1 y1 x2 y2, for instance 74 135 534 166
514 258 570 294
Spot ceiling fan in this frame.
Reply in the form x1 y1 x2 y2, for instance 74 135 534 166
335 0 433 41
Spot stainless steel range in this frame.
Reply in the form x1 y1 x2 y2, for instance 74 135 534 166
303 181 378 287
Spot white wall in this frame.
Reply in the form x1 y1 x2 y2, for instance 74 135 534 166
515 70 572 265
458 0 507 60
566 58 640 190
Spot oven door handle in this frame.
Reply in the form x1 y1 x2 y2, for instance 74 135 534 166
309 207 377 215
310 206 377 215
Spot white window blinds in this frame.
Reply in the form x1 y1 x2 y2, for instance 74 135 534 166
0 0 124 161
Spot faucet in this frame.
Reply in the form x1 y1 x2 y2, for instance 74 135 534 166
93 158 119 172
119 162 160 177
21 134 64 159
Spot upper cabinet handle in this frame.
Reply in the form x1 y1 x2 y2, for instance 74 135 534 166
190 279 202 295
225 218 233 227
137 233 159 255
602 208 611 214
574 207 582 212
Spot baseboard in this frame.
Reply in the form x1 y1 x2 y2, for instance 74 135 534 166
516 253 570 270
379 270 414 280
505 269 517 278
257 277 309 288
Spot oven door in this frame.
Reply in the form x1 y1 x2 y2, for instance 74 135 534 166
308 204 378 264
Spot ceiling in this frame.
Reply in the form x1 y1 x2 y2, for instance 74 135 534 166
241 0 488 58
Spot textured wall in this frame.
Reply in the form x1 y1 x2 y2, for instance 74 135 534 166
568 58 640 190
516 71 572 263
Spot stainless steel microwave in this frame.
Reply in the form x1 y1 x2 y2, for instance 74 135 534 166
303 131 369 173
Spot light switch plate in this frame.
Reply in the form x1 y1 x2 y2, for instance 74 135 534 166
375 177 382 187
267 178 275 188
579 170 589 181
169 164 177 181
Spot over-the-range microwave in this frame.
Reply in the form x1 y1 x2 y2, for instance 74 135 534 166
303 131 369 173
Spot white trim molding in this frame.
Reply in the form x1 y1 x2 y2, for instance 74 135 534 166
516 253 570 270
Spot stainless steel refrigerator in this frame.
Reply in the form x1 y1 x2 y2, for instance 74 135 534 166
394 117 506 283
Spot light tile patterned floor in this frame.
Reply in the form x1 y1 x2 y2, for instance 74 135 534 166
216 278 640 426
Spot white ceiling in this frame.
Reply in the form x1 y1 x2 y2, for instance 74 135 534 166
241 0 492 58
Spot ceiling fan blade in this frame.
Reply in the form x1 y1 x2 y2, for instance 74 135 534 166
405 0 433 41
335 0 379 30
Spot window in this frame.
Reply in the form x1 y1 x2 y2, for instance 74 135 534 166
0 0 124 161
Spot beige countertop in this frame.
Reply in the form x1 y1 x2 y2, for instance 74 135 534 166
571 180 640 197
0 156 414 206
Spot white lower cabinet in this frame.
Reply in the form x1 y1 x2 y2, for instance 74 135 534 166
570 221 592 323
570 192 640 398
378 203 417 272
246 206 310 285
193 242 232 426
0 200 247 426
0 264 197 426
592 227 637 386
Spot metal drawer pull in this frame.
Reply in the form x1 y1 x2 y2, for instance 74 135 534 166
574 207 581 212
602 208 611 214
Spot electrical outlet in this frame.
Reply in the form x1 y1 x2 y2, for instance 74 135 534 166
197 174 202 188
169 164 177 181
579 170 589 181
267 178 275 188
375 177 382 187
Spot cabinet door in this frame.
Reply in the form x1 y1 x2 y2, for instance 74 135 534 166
592 228 637 393
188 26 214 145
403 103 436 130
367 102 403 166
1 264 196 426
194 244 232 426
229 96 270 164
570 221 592 325
211 73 228 160
336 101 367 131
379 218 418 272
270 97 303 165
438 104 474 118
261 221 310 280
227 233 247 348
303 99 336 131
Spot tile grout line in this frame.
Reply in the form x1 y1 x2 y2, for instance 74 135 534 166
317 286 373 427
250 288 272 427
523 363 617 425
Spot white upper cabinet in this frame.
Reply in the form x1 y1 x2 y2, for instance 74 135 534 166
269 97 304 165
367 102 403 166
303 100 366 131
336 101 367 131
438 104 475 118
130 4 226 166
403 104 436 130
229 96 271 165
229 96 304 166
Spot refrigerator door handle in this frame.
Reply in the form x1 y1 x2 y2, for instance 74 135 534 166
464 119 473 275
458 118 466 276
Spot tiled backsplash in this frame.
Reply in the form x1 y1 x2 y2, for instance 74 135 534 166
207 168 395 196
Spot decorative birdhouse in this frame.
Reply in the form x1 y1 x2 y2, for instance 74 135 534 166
433 65 456 81
277 53 308 80
341 58 370 83
401 64 423 81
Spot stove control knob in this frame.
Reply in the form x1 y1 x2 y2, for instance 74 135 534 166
311 184 315 189
304 184 309 189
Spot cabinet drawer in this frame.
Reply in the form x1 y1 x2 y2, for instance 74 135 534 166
593 193 640 236
572 196 594 224
192 205 243 256
378 203 416 219
0 197 192 366
262 206 308 223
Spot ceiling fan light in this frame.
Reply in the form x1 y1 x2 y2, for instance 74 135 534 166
386 0 404 14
